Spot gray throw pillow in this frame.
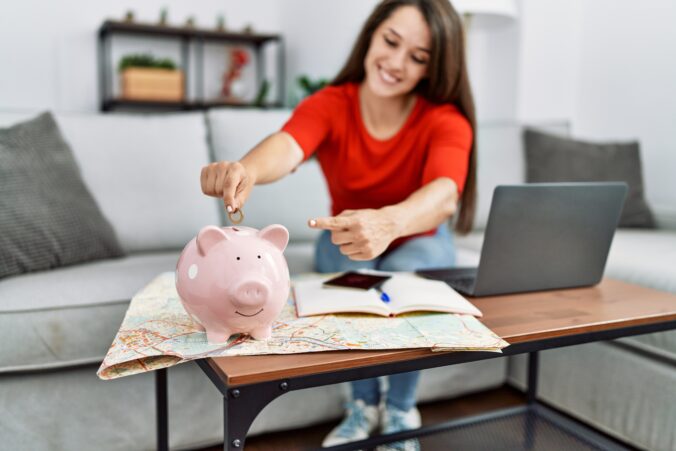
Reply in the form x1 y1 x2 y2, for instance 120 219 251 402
0 112 125 279
524 129 656 228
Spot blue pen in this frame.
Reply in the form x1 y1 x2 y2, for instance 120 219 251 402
374 285 390 303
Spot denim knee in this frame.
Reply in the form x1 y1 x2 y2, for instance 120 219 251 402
379 225 456 272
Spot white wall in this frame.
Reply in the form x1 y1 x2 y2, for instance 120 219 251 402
468 19 520 121
516 0 676 220
515 0 583 122
573 0 676 214
278 0 379 105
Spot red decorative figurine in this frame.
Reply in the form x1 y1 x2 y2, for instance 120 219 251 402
221 48 250 99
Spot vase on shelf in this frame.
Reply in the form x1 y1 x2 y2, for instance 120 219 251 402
220 48 250 103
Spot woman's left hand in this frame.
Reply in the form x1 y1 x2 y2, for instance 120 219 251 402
309 209 400 260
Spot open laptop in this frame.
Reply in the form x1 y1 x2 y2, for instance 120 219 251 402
416 182 628 297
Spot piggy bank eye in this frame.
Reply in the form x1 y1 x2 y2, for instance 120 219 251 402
236 257 241 261
257 255 261 259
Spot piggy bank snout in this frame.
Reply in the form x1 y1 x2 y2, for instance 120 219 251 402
232 280 270 308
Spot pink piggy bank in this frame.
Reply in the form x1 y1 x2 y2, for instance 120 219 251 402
175 225 290 344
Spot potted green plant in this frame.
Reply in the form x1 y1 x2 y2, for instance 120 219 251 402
118 54 184 101
297 75 329 96
289 75 329 107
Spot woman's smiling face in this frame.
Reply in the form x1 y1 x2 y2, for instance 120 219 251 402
363 5 432 98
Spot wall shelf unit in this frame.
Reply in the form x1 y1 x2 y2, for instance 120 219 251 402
97 20 284 112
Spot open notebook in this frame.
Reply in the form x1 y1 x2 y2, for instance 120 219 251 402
294 273 482 318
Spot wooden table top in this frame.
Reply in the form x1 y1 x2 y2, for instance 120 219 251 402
208 279 676 386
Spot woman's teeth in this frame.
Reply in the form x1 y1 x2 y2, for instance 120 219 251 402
379 67 399 84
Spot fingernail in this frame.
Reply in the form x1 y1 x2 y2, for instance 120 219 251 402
226 205 233 213
309 219 316 227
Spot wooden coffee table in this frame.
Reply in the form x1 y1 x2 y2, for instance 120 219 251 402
155 279 676 450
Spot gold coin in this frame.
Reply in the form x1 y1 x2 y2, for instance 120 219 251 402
228 208 244 225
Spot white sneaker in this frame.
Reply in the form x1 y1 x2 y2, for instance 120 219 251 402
322 399 380 447
376 404 422 451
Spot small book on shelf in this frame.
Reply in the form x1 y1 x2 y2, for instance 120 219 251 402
293 272 482 318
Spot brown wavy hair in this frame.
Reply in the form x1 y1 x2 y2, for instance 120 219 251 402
332 0 477 234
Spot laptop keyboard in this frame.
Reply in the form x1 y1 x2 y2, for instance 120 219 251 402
448 277 476 292
415 268 477 294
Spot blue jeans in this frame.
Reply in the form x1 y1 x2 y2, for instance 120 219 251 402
315 225 456 411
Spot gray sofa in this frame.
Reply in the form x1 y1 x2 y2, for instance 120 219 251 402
0 109 674 451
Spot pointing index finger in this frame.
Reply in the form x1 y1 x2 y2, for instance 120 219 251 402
309 216 352 230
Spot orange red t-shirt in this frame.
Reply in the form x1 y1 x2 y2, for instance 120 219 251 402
282 82 472 242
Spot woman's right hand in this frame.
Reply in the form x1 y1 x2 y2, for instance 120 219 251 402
200 161 256 212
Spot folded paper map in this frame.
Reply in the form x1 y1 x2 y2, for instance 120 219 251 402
97 272 509 380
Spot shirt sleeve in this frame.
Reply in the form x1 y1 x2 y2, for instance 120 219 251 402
422 107 473 194
281 86 342 160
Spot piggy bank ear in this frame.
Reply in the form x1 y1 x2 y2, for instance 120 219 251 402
258 224 289 252
196 226 229 256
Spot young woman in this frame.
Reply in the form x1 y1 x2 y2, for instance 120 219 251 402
201 0 476 449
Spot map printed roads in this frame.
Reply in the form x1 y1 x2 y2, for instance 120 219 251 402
98 273 509 380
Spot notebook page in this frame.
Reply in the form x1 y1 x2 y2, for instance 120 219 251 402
383 275 482 317
293 279 390 317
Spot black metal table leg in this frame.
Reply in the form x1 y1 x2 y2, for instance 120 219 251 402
156 368 168 451
524 352 539 449
196 360 292 451
527 351 539 404
222 380 292 450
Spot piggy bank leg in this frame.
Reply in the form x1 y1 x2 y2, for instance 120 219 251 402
249 325 273 340
190 315 206 332
206 329 233 344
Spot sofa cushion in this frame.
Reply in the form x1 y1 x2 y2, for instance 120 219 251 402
207 108 331 242
524 129 656 228
0 112 125 279
0 252 179 373
605 229 676 294
55 112 221 252
0 111 221 253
